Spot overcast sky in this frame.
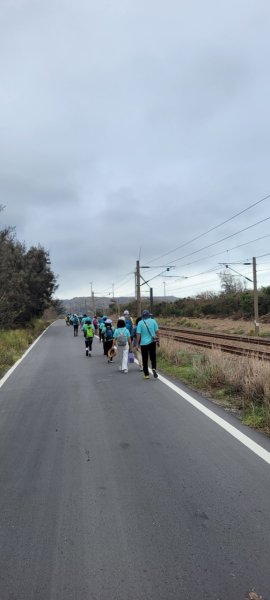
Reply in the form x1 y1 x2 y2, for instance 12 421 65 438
1 0 270 301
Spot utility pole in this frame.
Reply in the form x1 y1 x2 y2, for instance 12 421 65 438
163 281 166 297
253 257 259 335
150 287 154 314
136 260 141 317
90 282 95 315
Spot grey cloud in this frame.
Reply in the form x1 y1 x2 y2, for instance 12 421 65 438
1 0 270 299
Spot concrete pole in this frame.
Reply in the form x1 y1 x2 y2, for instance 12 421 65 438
150 287 154 314
136 260 141 317
253 257 259 335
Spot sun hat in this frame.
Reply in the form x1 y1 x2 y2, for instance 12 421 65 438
123 310 129 316
105 318 112 324
142 309 150 318
108 346 117 358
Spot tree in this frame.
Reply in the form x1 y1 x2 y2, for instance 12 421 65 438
15 245 58 324
0 216 58 328
219 270 246 294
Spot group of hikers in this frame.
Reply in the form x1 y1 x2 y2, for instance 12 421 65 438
65 310 160 379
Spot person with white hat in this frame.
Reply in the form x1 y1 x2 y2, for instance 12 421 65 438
103 318 114 361
123 310 134 338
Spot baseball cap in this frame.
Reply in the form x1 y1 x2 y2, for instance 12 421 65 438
142 310 150 318
123 310 129 316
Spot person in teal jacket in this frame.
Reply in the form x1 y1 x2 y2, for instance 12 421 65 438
136 310 159 379
113 318 133 373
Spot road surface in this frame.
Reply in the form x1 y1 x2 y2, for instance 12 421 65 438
0 320 269 599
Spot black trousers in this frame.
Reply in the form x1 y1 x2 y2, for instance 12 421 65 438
103 339 113 356
140 342 157 375
85 337 93 351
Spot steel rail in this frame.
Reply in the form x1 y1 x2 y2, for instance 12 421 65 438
160 329 270 361
159 326 270 346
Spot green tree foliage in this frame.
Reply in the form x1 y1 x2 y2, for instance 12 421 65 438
153 286 270 321
0 220 58 329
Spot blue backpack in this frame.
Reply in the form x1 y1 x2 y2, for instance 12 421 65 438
105 327 113 341
125 318 133 336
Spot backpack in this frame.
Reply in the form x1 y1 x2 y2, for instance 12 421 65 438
85 324 94 338
125 318 133 336
117 329 128 346
73 316 79 325
105 327 113 341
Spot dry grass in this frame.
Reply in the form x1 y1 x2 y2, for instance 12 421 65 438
159 337 270 433
158 316 270 337
0 319 51 378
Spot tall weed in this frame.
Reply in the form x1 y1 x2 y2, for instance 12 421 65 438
0 319 50 377
159 338 270 432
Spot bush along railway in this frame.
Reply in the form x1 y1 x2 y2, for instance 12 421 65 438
159 326 270 361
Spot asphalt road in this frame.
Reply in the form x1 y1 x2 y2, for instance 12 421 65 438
0 320 270 600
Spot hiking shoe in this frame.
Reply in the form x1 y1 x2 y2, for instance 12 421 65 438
139 367 143 371
152 369 158 379
144 375 150 379
123 369 128 373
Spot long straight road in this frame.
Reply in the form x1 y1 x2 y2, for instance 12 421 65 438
0 320 270 600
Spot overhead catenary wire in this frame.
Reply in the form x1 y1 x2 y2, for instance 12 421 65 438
138 234 270 275
89 219 270 300
162 216 270 266
144 192 270 265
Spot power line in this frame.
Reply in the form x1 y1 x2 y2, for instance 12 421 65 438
166 277 220 293
145 192 270 265
174 234 270 270
251 252 270 260
166 216 270 266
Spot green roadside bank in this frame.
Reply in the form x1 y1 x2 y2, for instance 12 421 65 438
0 319 52 380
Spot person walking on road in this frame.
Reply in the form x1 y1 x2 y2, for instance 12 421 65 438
72 314 79 337
132 317 143 371
136 310 159 379
82 317 95 356
103 319 114 361
113 317 133 373
123 310 134 338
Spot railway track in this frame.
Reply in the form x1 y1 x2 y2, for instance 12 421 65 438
159 326 270 361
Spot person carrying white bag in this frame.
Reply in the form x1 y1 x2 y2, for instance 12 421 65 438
113 318 133 373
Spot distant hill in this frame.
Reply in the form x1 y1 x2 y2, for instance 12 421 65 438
61 296 177 315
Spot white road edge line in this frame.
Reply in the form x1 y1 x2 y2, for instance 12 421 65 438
0 328 49 390
1 336 270 465
154 369 270 466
